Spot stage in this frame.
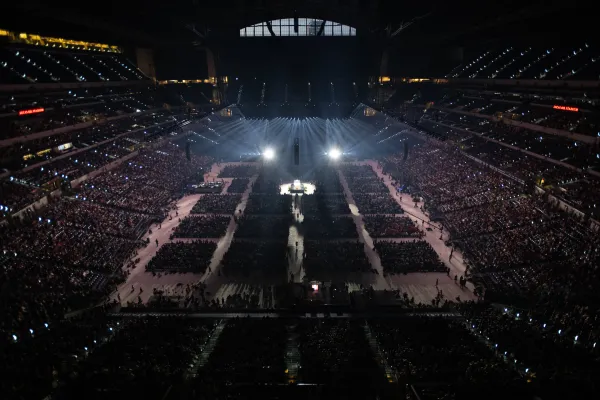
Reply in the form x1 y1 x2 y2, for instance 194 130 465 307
280 180 316 195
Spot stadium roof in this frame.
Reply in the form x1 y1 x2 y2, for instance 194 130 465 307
1 0 594 47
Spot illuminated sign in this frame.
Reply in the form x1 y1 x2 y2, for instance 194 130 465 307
18 107 45 116
553 105 579 112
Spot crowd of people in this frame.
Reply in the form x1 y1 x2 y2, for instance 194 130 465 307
0 190 163 336
370 317 529 399
363 215 423 238
58 318 216 400
383 140 600 350
352 193 404 215
145 241 217 273
197 319 287 386
78 144 212 215
311 167 344 193
460 303 600 399
303 241 375 280
207 284 280 309
296 320 386 389
302 215 358 239
1 140 206 335
172 215 231 238
5 92 156 140
226 178 250 193
1 310 115 400
251 175 281 194
235 215 292 238
375 240 448 274
413 108 600 219
220 240 288 280
3 109 184 174
218 164 258 178
244 194 293 214
301 194 351 215
190 194 241 214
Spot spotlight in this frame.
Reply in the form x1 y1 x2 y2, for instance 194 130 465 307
329 148 341 160
263 148 275 160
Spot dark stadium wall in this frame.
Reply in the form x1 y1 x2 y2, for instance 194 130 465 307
153 46 209 80
387 45 463 77
215 36 378 82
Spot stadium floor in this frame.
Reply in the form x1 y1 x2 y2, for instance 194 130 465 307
112 161 475 307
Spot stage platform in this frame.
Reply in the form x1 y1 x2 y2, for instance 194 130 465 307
280 180 316 195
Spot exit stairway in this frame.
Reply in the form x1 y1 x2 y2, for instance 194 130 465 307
363 322 397 383
187 319 227 377
285 323 301 383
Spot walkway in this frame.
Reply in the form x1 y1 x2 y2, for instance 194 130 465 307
344 161 475 304
368 160 476 302
337 167 391 291
194 171 259 303
288 197 305 283
112 162 258 305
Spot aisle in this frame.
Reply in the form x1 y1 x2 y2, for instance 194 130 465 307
112 162 258 305
112 193 205 305
345 160 476 304
337 167 391 291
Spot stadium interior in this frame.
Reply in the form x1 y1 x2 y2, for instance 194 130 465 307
1 1 599 399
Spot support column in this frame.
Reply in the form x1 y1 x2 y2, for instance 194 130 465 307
135 48 156 82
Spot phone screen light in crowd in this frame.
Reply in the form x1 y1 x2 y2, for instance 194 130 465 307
553 105 579 112
311 284 319 291
18 107 45 116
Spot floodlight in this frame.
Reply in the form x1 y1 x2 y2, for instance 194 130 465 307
263 148 275 160
329 148 342 160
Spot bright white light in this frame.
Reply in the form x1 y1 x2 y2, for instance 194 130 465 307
263 148 275 160
329 148 341 159
311 284 319 291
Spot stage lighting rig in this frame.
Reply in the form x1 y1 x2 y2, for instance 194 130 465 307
327 148 342 160
263 148 275 160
